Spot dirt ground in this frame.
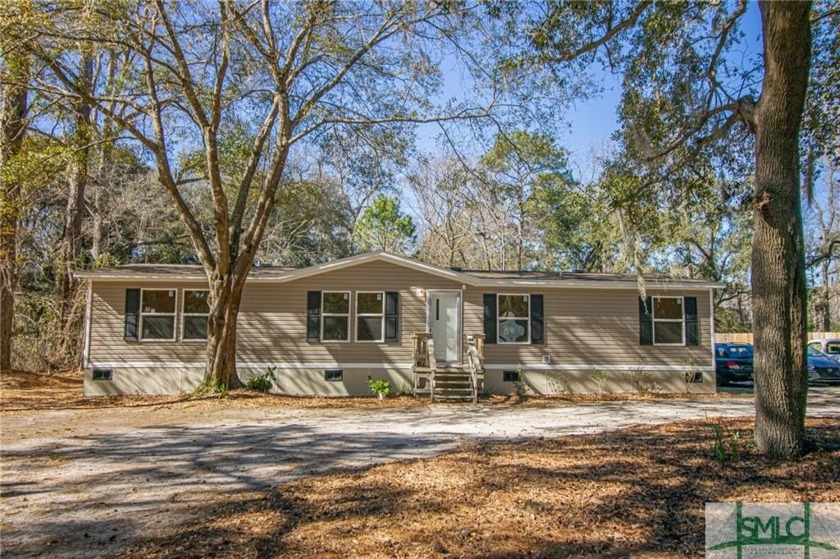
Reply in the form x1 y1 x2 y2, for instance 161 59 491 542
1 371 838 558
0 370 432 413
0 370 745 414
125 418 840 559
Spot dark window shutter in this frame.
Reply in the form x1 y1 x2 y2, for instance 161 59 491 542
684 296 699 346
385 291 399 343
530 294 544 344
483 293 497 344
124 288 141 342
307 291 321 342
639 296 653 346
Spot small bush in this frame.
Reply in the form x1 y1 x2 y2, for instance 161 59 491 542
246 367 277 393
592 369 610 395
628 369 662 394
398 381 413 396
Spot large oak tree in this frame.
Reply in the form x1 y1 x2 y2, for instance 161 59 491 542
21 0 490 387
520 0 817 457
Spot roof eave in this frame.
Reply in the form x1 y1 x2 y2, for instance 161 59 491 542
477 279 724 289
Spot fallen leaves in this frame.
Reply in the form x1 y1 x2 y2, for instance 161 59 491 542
120 418 838 559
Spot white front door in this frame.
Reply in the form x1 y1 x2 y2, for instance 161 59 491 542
428 291 461 363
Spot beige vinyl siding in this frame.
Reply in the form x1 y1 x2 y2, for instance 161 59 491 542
89 264 712 369
88 261 463 367
464 288 712 367
89 281 209 365
236 261 462 364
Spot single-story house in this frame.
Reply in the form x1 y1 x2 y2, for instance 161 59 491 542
76 252 722 397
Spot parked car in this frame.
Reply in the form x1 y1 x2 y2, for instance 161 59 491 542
808 338 840 357
714 343 754 386
807 347 840 384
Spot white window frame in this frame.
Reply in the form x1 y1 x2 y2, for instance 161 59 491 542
181 289 210 342
321 291 351 342
355 291 385 343
652 296 685 346
497 293 530 345
139 288 177 342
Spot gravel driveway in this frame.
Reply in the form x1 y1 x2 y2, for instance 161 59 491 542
2 388 838 558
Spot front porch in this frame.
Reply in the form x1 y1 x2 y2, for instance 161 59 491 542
411 332 485 402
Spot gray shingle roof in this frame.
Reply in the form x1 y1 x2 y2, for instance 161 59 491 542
75 253 723 288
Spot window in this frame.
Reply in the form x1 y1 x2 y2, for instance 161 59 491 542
726 344 753 358
322 292 350 341
92 368 113 381
503 370 520 382
356 292 384 342
825 341 840 355
182 290 210 341
685 371 703 384
497 294 530 344
652 297 684 345
324 369 343 381
140 289 176 340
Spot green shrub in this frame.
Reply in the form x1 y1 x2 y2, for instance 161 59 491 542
367 376 391 397
246 367 276 393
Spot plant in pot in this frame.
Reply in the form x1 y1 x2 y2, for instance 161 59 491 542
368 376 391 400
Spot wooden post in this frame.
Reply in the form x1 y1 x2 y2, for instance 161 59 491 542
428 336 436 402
412 332 429 368
473 333 485 368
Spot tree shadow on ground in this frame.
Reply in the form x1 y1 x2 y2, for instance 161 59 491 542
6 417 837 559
120 419 839 559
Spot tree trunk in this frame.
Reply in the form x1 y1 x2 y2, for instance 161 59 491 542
59 51 93 332
818 259 831 331
751 1 812 459
205 273 246 389
0 55 28 372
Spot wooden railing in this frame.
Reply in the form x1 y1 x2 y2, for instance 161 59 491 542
412 332 485 402
428 337 436 402
466 334 484 404
411 332 437 400
412 332 430 368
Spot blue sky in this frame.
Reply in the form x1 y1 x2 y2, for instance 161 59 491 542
415 1 766 182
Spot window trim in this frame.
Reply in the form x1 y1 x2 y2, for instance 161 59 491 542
92 368 113 381
652 296 685 346
139 288 178 342
181 289 210 342
496 293 531 345
321 291 351 343
324 369 343 381
355 291 385 343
